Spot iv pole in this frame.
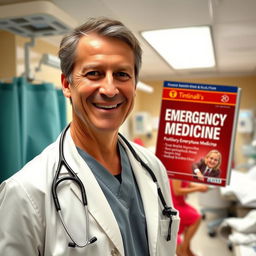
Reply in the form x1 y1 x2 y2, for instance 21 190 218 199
24 37 35 81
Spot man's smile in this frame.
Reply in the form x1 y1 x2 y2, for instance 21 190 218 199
93 102 123 110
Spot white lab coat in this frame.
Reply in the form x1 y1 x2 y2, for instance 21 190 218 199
0 129 179 256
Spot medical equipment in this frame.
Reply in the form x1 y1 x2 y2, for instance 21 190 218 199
133 112 153 135
52 124 177 248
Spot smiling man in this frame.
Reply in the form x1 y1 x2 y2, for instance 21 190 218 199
62 33 136 167
0 17 179 256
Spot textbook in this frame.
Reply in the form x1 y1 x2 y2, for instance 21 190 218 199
155 81 241 186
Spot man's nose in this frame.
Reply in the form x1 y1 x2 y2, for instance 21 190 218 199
99 74 119 98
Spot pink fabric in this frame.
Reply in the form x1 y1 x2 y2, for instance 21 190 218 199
169 180 201 244
133 137 145 146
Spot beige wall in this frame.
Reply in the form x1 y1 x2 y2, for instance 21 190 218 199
134 76 256 168
0 31 16 78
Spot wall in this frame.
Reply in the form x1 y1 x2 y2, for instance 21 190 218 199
133 76 256 168
0 31 16 78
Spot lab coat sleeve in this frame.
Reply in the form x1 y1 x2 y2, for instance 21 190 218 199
0 178 44 255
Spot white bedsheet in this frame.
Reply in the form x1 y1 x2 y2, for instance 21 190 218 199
221 166 256 207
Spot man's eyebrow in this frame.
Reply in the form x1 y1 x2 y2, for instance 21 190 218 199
80 64 134 72
115 64 134 72
80 64 102 72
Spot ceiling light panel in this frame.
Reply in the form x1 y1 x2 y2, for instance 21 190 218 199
141 26 216 70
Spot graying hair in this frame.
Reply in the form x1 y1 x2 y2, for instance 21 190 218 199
58 17 142 83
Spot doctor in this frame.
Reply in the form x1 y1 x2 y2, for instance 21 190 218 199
0 17 179 255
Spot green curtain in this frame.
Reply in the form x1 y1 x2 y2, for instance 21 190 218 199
0 77 67 182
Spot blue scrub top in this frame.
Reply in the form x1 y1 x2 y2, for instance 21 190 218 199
77 142 149 256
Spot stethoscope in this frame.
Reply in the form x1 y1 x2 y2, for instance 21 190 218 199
52 124 177 248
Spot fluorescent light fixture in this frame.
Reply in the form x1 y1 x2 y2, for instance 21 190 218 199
141 26 215 69
137 81 154 93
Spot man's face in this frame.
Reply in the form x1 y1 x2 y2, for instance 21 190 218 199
205 153 219 169
62 33 136 134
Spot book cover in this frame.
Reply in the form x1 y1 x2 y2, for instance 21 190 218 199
155 81 241 186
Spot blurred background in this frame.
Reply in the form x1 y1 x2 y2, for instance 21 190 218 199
1 1 256 255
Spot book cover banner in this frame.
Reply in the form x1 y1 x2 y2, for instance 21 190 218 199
155 81 241 187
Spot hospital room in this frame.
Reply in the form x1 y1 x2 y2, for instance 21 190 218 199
0 0 256 255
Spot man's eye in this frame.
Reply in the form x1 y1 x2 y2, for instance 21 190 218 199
85 71 103 79
114 72 131 81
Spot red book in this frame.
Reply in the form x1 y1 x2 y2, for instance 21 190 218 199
155 81 241 187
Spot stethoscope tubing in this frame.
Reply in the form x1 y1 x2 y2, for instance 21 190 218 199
51 124 95 247
52 124 177 247
118 133 178 240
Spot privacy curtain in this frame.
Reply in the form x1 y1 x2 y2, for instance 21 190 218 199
0 77 67 183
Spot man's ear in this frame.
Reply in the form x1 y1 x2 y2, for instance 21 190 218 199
61 74 71 98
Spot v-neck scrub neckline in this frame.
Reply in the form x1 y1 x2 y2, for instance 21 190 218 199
77 142 150 255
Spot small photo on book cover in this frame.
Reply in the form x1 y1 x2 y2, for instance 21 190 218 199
155 81 241 187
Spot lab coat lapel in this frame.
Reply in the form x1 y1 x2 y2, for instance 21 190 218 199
121 140 159 256
63 130 125 255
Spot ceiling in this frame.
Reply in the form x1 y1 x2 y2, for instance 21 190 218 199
1 0 256 81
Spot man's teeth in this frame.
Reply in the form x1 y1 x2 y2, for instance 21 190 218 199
95 104 118 109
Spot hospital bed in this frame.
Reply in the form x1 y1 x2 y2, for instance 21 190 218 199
220 167 256 209
197 185 233 237
234 245 256 256
198 166 256 237
219 166 256 256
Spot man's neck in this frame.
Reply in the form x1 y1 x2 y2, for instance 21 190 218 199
70 122 121 175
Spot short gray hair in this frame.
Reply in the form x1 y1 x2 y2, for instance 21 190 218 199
58 17 142 83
